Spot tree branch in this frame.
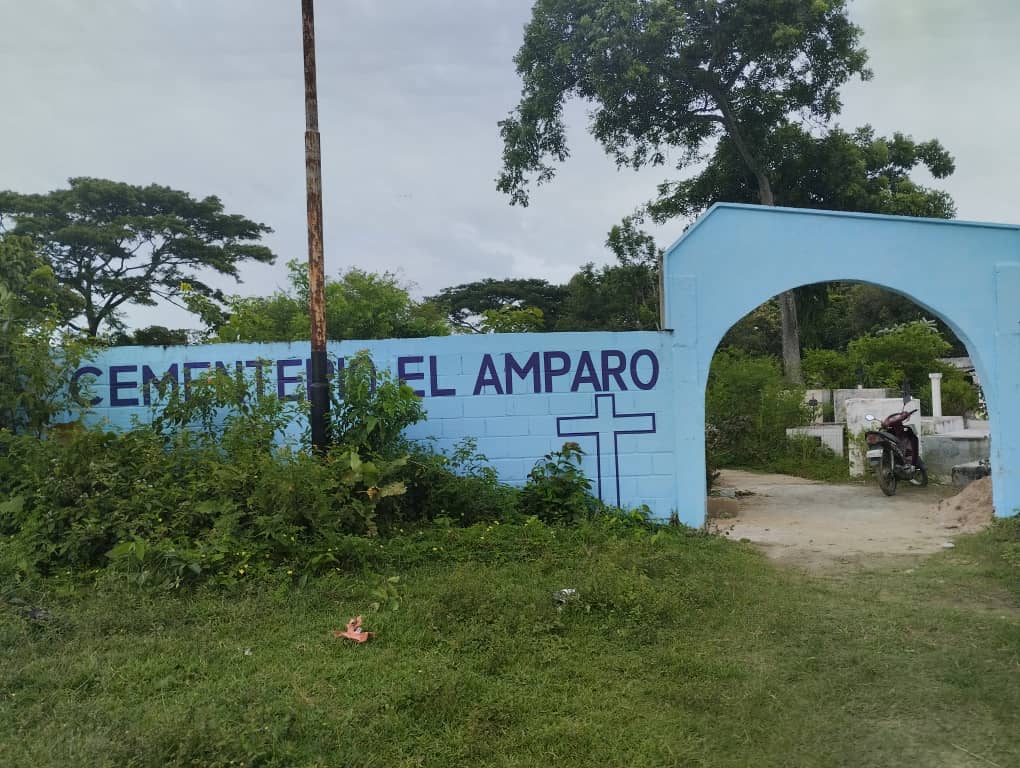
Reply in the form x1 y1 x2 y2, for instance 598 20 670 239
704 81 774 205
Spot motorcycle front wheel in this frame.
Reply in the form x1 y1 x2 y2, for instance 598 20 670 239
878 450 897 496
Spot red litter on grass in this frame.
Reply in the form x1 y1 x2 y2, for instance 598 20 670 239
333 616 374 644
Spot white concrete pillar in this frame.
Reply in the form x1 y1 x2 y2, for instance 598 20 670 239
929 372 943 418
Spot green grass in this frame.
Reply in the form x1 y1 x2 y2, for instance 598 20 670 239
2 520 1019 768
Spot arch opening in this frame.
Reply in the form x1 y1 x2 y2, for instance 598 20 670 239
700 281 993 559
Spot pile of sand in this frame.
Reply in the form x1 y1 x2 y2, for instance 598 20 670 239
937 476 994 531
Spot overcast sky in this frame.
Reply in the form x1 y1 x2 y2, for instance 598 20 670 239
2 0 1017 330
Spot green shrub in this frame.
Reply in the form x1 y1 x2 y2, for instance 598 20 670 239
0 316 93 437
705 351 811 467
0 342 654 587
0 236 93 436
704 424 722 490
940 376 980 416
802 348 856 389
148 361 297 454
519 443 597 525
847 320 951 391
399 438 520 528
803 323 976 417
0 357 418 586
0 423 411 587
331 350 424 457
704 351 851 482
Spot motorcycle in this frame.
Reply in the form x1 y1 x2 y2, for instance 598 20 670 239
864 409 928 496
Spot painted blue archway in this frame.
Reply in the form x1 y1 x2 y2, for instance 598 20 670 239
664 203 1020 526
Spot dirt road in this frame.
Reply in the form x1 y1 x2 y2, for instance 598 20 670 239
710 469 984 570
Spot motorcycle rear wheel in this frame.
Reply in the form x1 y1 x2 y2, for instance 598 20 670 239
878 450 898 496
909 467 928 487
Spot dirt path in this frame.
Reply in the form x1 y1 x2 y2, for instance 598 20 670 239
709 470 986 570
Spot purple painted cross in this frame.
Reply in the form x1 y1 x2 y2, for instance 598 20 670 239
557 393 657 508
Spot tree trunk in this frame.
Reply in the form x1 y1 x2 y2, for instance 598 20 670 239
754 172 803 384
778 290 802 383
711 88 804 384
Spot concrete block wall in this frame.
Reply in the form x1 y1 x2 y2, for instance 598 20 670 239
922 432 991 479
74 332 678 519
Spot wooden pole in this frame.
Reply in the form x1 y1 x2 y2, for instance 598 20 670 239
302 0 329 451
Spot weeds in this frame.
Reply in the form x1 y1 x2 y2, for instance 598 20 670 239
0 355 651 588
1 519 1019 768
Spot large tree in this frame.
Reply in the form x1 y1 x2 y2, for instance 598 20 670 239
0 178 275 336
498 0 870 382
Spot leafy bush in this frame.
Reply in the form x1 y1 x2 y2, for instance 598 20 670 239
802 322 980 416
704 424 722 490
802 348 856 389
149 361 296 454
0 235 94 435
331 350 424 457
847 320 950 390
0 307 94 436
519 443 598 525
705 351 811 467
0 359 416 586
399 438 520 528
0 431 409 588
704 351 848 482
0 338 649 587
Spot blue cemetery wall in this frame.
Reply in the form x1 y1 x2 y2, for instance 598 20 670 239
72 206 1020 527
75 333 680 520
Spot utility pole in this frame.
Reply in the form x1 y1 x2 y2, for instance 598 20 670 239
302 0 329 451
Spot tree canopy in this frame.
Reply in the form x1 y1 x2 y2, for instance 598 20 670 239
558 258 660 331
499 0 871 382
0 234 81 327
209 261 449 343
649 124 956 221
498 0 869 207
109 326 193 347
0 178 275 336
429 246 661 335
429 278 569 333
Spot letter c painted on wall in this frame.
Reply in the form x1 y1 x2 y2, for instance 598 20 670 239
71 366 103 406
